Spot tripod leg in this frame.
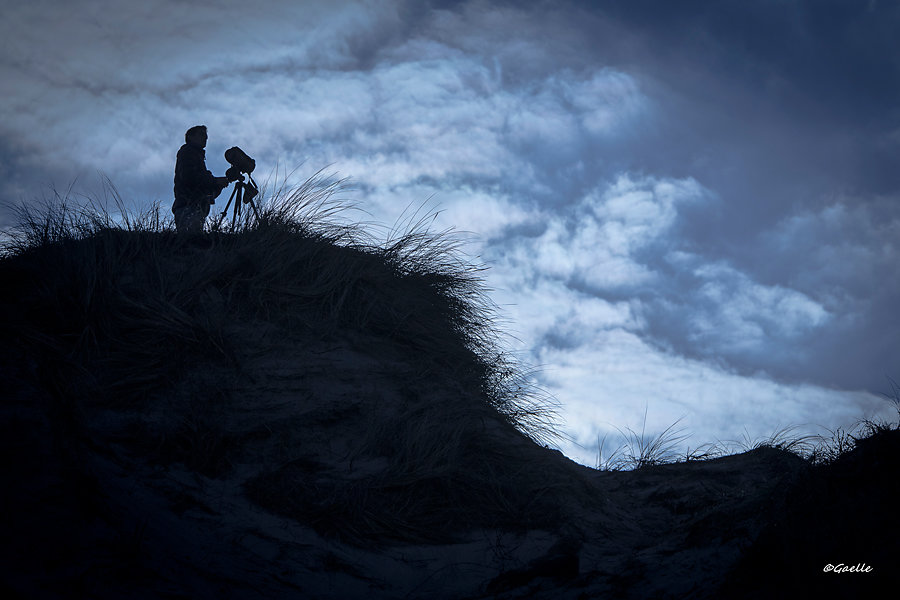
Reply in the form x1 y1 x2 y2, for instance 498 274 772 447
219 185 239 228
231 185 243 231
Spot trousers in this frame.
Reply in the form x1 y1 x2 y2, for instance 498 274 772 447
173 201 211 234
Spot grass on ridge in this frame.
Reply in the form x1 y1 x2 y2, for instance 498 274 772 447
1 172 580 544
0 171 559 443
594 397 900 472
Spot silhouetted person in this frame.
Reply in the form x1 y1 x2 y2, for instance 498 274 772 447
173 125 230 234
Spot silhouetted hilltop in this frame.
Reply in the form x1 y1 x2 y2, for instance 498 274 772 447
1 187 896 598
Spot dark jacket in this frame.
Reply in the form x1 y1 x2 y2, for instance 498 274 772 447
173 143 225 212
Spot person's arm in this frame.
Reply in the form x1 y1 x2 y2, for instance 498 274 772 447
190 149 230 201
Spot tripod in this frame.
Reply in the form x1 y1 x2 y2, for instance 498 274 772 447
218 173 261 230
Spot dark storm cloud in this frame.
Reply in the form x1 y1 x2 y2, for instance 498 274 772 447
535 0 900 392
602 0 900 124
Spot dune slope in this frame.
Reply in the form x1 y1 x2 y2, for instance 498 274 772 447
0 202 895 598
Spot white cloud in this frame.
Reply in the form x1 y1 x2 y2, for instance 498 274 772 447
488 174 706 293
478 237 892 468
540 335 894 466
688 262 830 354
467 172 883 465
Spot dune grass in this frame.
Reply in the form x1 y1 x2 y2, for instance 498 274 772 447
1 173 557 436
594 402 900 472
591 376 900 471
1 173 578 544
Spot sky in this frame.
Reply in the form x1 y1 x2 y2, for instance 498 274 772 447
3 0 899 465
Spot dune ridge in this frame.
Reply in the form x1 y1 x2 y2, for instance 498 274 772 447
1 180 896 598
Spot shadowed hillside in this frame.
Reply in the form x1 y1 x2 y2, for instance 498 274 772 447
1 180 897 598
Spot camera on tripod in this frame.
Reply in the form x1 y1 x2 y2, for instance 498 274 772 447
224 146 258 203
219 146 261 228
225 146 255 174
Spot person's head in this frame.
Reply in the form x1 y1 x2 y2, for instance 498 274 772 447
185 125 208 149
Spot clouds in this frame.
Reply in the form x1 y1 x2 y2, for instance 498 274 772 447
3 0 900 464
495 175 703 296
0 0 396 196
682 262 830 354
485 169 835 372
1 0 656 207
474 170 883 463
